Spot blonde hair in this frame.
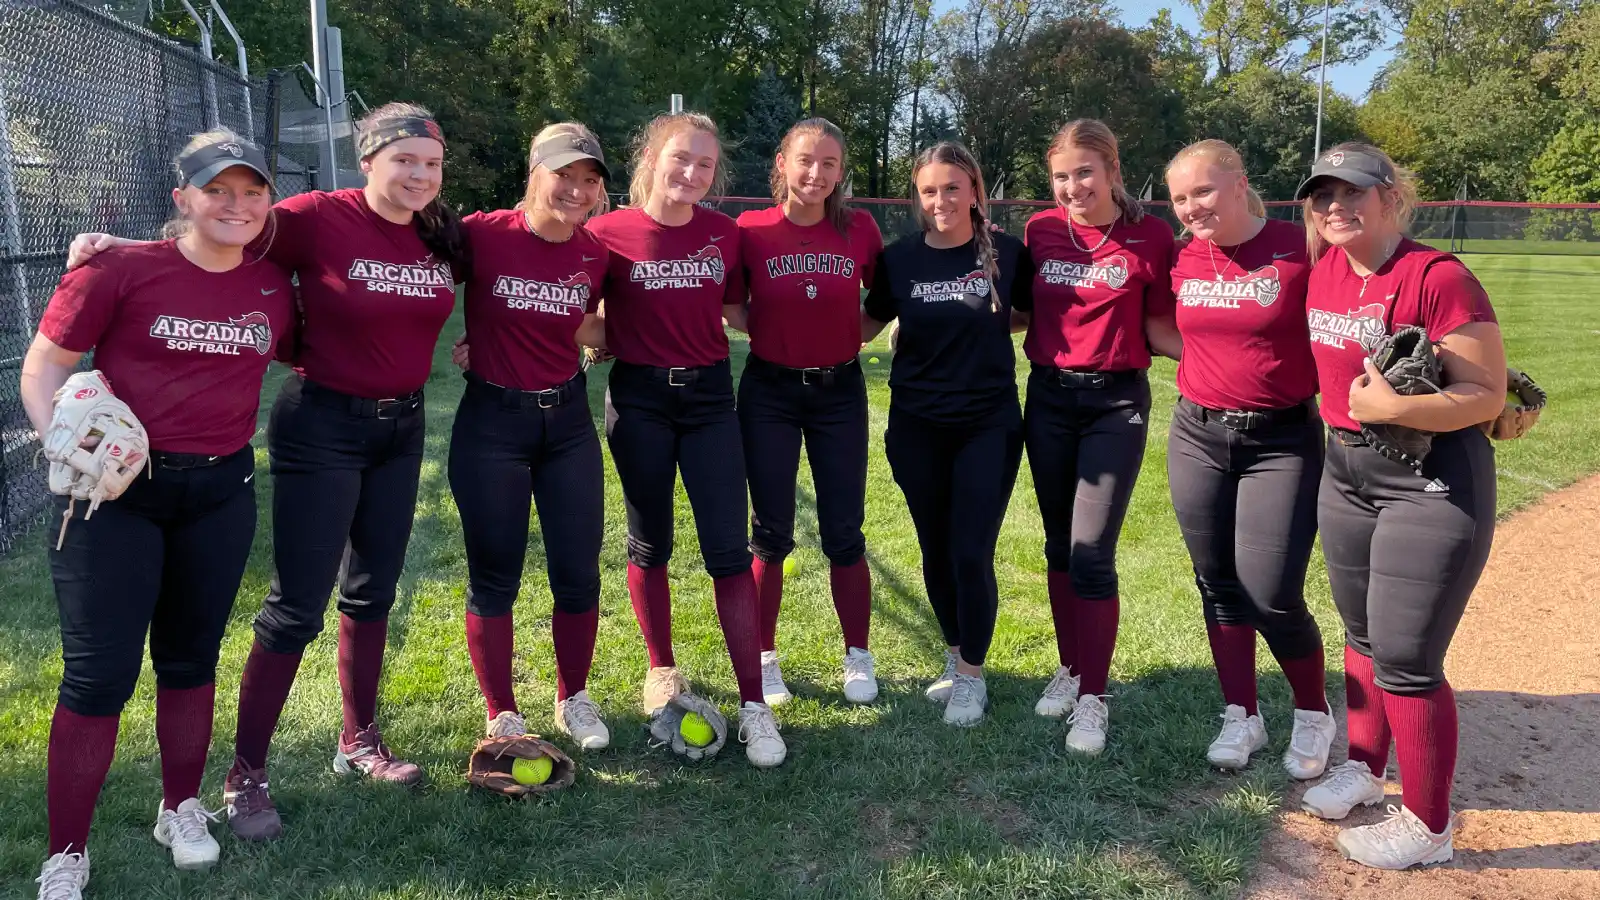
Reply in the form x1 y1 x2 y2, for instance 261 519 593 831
1048 119 1144 224
1301 141 1420 261
517 121 610 219
627 112 728 209
770 118 851 237
911 141 1001 313
1166 139 1267 219
165 127 275 247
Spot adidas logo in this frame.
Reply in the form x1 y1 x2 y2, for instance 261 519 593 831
1424 478 1448 493
1129 412 1143 425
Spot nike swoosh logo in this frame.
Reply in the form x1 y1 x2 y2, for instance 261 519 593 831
799 240 814 246
1272 252 1295 259
709 235 725 243
582 255 597 262
261 288 279 295
244 473 254 483
1123 238 1145 244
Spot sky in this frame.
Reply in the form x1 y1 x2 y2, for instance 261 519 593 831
1112 0 1395 100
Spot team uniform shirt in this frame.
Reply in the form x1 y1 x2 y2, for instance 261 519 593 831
864 231 1034 425
1171 218 1317 411
40 240 294 454
587 206 744 368
737 206 883 368
460 209 609 391
1023 209 1176 371
1306 239 1497 432
261 188 456 398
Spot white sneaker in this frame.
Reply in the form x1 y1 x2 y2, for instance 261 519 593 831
925 649 960 703
555 690 611 750
1065 694 1110 755
1302 759 1388 820
1207 704 1268 770
35 849 89 900
738 701 787 768
1035 666 1081 719
152 797 221 870
842 647 879 703
486 710 527 738
1283 707 1338 779
943 673 987 726
760 650 793 706
1336 804 1454 869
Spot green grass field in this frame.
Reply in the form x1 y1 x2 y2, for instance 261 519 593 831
1 254 1597 899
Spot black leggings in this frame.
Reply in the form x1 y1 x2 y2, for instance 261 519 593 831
1167 398 1324 660
738 354 869 566
448 372 604 617
51 449 256 716
253 375 425 654
604 359 751 577
1023 367 1150 598
1320 428 1495 693
884 404 1024 667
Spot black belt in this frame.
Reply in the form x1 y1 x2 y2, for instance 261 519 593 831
300 377 423 420
747 353 857 387
1331 427 1369 447
150 447 248 471
621 359 729 388
465 370 581 409
1032 364 1141 390
1180 397 1310 431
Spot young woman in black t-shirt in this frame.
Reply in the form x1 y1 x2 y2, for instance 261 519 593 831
862 141 1034 727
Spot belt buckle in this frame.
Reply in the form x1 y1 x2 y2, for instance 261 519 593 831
536 388 560 409
1220 410 1256 430
801 367 826 386
374 397 406 419
667 367 691 387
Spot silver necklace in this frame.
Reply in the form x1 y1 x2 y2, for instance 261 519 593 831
1354 237 1400 298
524 209 574 244
1069 216 1114 254
1207 239 1243 282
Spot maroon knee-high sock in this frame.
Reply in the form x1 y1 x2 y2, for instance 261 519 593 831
156 684 215 809
1275 644 1329 712
464 611 518 718
751 557 784 652
1077 596 1121 696
1047 571 1078 671
46 706 120 855
830 559 872 651
1344 646 1392 778
338 615 388 742
233 639 303 771
627 563 674 667
1206 622 1259 715
552 607 599 701
713 572 765 703
1384 682 1458 834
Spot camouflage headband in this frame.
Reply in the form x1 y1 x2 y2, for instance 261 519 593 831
358 116 446 159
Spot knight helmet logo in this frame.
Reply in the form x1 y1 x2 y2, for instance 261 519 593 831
217 141 245 158
687 244 726 284
803 279 818 300
1103 255 1131 290
959 270 992 298
1350 302 1388 350
1241 265 1282 307
230 312 273 355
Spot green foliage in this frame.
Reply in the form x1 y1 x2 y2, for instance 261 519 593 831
1530 118 1600 205
1191 65 1364 200
729 67 802 197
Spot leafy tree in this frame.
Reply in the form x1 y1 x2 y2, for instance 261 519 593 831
729 67 802 197
1192 64 1364 200
1529 117 1600 204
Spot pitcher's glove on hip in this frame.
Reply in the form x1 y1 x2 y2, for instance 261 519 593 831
647 691 727 761
1483 367 1546 440
1362 326 1441 470
41 371 149 548
466 735 576 797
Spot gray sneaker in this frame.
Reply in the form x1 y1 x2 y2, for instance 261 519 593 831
943 673 987 726
925 650 961 703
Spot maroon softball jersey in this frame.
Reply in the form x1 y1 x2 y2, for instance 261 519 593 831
737 206 882 368
1306 239 1497 432
40 241 294 454
586 205 743 368
460 209 609 391
263 188 455 398
1023 209 1176 371
1171 218 1317 411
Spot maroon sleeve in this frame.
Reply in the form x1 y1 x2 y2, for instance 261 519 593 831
1144 229 1178 318
857 212 884 293
250 191 321 269
722 224 746 305
38 255 123 352
1419 259 1497 340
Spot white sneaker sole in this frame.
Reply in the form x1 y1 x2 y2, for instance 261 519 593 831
154 830 219 871
843 682 879 704
763 690 793 707
746 745 787 768
1065 730 1106 755
1035 700 1071 719
1336 832 1453 869
1302 788 1385 821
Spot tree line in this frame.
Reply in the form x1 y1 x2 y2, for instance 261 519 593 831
134 0 1600 214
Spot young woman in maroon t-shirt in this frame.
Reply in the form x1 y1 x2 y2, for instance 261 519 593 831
67 102 469 838
1018 119 1177 755
27 132 292 898
733 118 884 708
1296 143 1503 870
1163 139 1333 778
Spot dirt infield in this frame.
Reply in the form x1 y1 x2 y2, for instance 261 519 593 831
1245 475 1600 900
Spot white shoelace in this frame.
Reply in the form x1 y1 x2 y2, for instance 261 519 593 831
844 650 874 680
166 804 220 846
761 658 786 691
739 707 780 744
488 711 526 738
937 653 960 683
1041 668 1077 702
949 676 981 709
1216 713 1254 746
1319 760 1377 796
36 853 87 900
1289 716 1327 757
1068 695 1109 730
563 697 602 730
1362 805 1436 853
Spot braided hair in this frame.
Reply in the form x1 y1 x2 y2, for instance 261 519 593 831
911 141 1000 313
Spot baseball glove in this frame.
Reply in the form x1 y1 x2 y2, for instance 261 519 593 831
1482 367 1546 441
1361 326 1441 470
41 371 149 549
647 691 727 762
466 734 576 797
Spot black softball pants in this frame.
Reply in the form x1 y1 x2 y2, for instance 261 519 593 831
884 403 1024 667
738 353 869 566
254 375 425 654
1320 428 1496 694
1023 367 1150 598
51 448 257 716
1167 398 1324 660
604 359 751 577
448 372 604 617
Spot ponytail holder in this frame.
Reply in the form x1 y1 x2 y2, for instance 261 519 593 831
358 117 446 159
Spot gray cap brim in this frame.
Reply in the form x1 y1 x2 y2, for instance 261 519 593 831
535 150 611 181
186 158 273 190
1294 169 1387 200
